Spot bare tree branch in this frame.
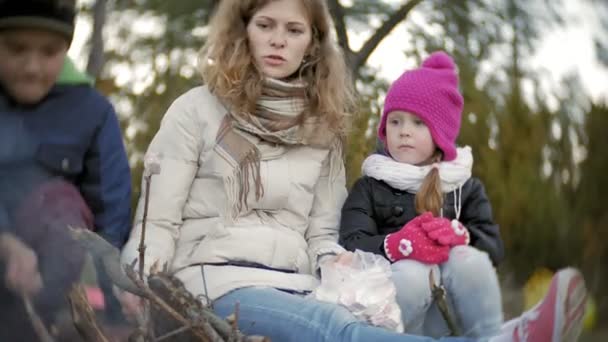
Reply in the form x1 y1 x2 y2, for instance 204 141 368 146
125 268 216 342
328 0 351 54
67 227 144 296
352 0 425 73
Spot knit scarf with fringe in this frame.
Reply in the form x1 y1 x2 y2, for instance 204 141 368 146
215 77 340 218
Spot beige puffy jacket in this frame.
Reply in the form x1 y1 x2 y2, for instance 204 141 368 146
121 86 347 301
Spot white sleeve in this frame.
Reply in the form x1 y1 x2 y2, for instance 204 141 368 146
121 92 205 274
305 144 348 275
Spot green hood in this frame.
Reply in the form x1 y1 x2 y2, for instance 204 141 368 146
57 57 94 86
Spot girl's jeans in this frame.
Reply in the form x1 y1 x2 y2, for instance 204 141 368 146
213 286 474 342
391 245 503 339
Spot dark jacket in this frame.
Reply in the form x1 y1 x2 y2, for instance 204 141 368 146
339 176 504 266
0 61 131 248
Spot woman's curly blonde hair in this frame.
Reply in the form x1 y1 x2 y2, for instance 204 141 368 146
198 0 355 135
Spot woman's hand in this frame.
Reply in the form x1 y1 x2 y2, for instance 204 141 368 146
320 251 354 268
0 233 43 296
333 251 354 265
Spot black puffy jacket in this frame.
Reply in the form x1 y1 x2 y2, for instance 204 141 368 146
339 176 504 266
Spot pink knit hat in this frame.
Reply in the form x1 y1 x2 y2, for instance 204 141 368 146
378 51 463 161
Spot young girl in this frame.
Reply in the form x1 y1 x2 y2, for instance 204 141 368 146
340 51 587 342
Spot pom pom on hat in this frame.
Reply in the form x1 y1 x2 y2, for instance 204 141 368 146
422 51 456 70
378 51 463 161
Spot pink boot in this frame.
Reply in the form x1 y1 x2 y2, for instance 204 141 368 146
494 268 587 342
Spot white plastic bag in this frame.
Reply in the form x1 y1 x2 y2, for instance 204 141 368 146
310 250 404 333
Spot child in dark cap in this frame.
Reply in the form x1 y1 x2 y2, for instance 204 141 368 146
0 0 132 338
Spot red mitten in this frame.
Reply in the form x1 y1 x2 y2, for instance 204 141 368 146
384 212 450 264
421 217 470 247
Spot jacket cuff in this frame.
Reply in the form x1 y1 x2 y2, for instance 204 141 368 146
310 243 345 273
383 234 397 262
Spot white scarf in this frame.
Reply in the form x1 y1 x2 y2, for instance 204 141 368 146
362 146 473 194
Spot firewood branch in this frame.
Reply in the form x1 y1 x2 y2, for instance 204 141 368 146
68 285 110 342
125 267 217 342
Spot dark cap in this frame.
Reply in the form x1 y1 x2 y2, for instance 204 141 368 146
0 0 77 42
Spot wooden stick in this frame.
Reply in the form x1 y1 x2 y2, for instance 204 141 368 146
139 154 161 280
67 227 143 296
138 175 152 280
231 302 240 340
429 269 461 336
135 174 154 340
68 285 110 342
155 325 192 341
22 294 55 342
201 307 239 340
200 320 225 342
125 267 216 342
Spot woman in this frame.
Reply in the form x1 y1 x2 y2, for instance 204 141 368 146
120 1 584 341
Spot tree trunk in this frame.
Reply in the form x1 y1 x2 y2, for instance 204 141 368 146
86 0 108 79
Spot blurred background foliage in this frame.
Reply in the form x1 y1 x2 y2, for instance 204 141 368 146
73 0 608 335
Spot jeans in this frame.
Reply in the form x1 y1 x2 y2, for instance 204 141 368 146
391 246 503 338
213 286 474 342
